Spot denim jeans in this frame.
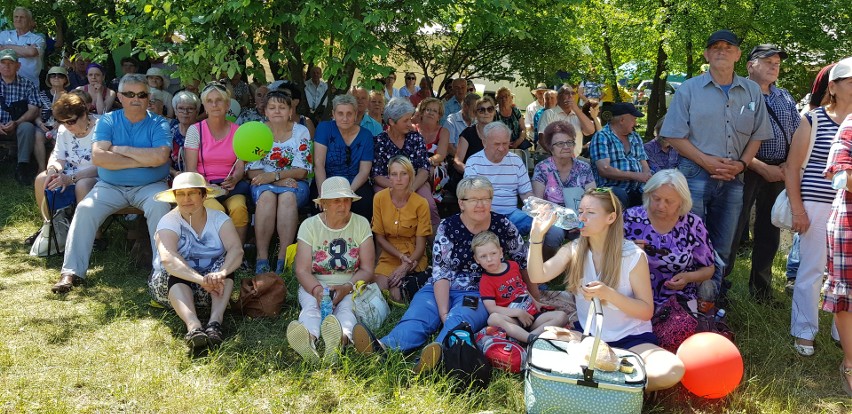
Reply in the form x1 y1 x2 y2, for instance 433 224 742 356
506 208 532 235
678 158 744 298
786 234 800 281
381 284 488 353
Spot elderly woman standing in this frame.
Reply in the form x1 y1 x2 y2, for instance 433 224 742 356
288 177 375 364
373 155 432 302
623 169 716 308
247 91 312 274
354 176 528 373
453 95 497 173
786 60 852 357
76 64 115 115
184 82 249 243
169 91 201 177
532 120 596 255
415 97 450 203
372 97 439 228
495 87 527 149
314 94 375 221
149 172 243 351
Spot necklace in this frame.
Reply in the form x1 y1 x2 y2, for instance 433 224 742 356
74 116 93 138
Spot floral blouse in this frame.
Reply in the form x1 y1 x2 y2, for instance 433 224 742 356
429 212 526 291
247 123 312 179
531 157 595 206
622 206 715 305
371 130 431 179
169 119 186 172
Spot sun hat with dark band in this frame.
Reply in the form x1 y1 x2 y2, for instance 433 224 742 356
154 172 226 203
313 176 362 204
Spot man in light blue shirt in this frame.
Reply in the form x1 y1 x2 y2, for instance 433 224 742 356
442 78 467 124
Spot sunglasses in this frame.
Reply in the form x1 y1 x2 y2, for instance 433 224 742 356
48 73 66 79
266 90 292 99
119 91 149 99
592 187 619 211
59 115 83 126
477 106 495 114
202 81 227 94
405 76 416 80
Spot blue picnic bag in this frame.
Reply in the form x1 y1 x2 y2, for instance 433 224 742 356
524 298 647 414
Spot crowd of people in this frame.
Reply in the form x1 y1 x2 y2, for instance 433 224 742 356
5 7 852 396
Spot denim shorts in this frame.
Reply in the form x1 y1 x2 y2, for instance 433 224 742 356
251 180 309 207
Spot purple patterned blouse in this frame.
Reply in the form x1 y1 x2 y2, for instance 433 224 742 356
623 206 715 305
531 157 595 206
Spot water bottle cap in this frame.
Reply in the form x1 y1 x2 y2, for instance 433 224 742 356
716 308 726 317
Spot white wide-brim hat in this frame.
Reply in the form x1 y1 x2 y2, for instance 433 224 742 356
313 176 362 204
154 172 226 203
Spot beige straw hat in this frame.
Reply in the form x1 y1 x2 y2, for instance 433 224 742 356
313 176 361 204
154 172 226 203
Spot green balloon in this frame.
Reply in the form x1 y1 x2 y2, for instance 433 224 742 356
232 121 273 162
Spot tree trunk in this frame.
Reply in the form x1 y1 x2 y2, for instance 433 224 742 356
645 40 668 140
602 32 621 103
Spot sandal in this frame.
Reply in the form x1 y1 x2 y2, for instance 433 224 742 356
794 339 815 357
205 321 224 347
184 327 208 351
841 364 852 397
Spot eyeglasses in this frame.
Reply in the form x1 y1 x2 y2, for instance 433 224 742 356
461 197 492 205
176 106 197 114
119 91 149 99
551 140 575 149
59 115 83 126
477 106 495 114
592 187 619 211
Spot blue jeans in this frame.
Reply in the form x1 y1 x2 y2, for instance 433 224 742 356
679 158 744 298
506 208 532 235
381 284 488 353
786 233 800 281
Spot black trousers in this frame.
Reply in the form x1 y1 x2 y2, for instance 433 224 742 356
726 168 785 299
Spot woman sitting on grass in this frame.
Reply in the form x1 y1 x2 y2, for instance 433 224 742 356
372 155 432 302
287 177 375 365
148 172 244 352
527 187 684 391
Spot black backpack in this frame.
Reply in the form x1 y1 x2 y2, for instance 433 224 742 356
441 322 492 392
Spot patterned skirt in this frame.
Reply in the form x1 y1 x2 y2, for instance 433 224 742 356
148 255 226 309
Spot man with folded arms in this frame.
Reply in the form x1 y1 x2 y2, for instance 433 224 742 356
52 74 172 294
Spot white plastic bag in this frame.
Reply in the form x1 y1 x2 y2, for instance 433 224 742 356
352 281 390 331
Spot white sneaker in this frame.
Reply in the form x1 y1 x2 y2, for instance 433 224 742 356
287 321 319 363
320 315 344 365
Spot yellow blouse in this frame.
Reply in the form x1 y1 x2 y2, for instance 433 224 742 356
372 188 433 276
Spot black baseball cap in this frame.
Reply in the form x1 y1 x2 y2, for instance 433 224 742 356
706 30 741 48
747 44 788 61
611 102 644 118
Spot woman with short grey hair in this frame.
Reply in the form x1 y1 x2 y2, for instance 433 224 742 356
313 94 375 221
169 91 200 176
371 97 439 227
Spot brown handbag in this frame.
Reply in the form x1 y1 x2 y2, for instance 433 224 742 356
234 272 287 318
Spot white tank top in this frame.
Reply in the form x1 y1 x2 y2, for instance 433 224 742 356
574 240 652 343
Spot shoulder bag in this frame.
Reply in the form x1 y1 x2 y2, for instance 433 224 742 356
772 110 818 230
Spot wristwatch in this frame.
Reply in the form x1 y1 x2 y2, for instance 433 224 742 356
71 174 78 184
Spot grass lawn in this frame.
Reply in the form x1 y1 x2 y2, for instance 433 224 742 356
0 165 850 413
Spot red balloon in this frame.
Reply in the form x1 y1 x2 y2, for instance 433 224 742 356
676 332 743 399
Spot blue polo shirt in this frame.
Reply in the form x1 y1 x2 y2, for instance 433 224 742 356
93 110 172 186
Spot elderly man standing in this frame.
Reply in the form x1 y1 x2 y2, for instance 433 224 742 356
304 66 327 123
726 44 800 301
0 7 44 88
537 85 595 157
0 49 39 185
463 122 533 233
659 30 771 301
351 86 382 137
525 83 548 140
590 102 652 208
443 78 467 124
52 74 172 294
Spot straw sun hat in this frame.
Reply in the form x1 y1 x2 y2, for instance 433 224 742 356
313 176 362 204
154 172 225 203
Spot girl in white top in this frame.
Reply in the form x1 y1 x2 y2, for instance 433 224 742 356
527 187 684 391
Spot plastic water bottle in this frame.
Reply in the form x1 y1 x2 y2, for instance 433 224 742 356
448 329 474 347
320 287 333 321
714 308 726 323
522 196 580 230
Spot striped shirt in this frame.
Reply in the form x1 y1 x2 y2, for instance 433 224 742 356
801 107 839 204
464 150 532 215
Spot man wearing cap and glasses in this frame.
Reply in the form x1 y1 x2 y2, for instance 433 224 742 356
538 85 596 157
726 44 800 301
51 73 173 294
525 83 549 141
0 48 40 186
590 102 652 208
660 30 772 302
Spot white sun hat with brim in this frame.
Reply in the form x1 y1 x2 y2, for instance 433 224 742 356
313 176 362 204
154 172 226 203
